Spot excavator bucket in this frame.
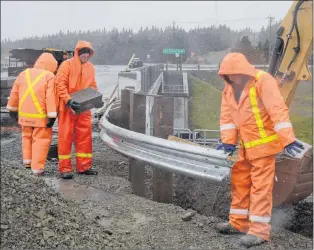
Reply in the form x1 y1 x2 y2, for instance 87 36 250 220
273 140 313 206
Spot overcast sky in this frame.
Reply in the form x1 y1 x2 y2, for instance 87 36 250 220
1 1 293 41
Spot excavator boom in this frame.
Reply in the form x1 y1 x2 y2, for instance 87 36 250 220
268 0 313 206
269 0 312 107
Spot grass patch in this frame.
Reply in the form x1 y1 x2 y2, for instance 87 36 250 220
290 115 313 145
190 76 221 130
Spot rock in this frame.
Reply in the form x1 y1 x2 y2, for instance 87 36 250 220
12 174 19 180
36 210 47 220
43 229 55 239
181 211 197 221
104 229 113 235
1 224 9 230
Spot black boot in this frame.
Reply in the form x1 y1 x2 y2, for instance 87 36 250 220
78 168 98 175
60 172 73 179
239 234 266 248
216 222 245 235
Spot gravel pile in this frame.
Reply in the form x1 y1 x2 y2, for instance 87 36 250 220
0 161 122 249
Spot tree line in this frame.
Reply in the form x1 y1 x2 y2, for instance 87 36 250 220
1 22 282 65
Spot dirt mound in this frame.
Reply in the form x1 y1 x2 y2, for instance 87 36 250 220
174 175 313 239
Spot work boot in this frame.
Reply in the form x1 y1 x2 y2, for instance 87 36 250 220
78 168 98 175
32 169 44 176
216 222 244 234
239 234 266 248
60 172 73 179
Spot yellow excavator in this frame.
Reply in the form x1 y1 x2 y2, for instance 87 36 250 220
170 0 313 207
267 0 312 206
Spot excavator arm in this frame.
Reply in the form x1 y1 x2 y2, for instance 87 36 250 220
268 0 312 107
267 0 313 206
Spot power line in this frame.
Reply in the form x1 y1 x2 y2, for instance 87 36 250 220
176 18 265 24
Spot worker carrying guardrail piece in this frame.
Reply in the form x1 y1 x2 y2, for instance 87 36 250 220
6 53 58 176
55 41 103 180
215 53 304 247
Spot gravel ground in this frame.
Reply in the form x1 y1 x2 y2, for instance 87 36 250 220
1 126 313 249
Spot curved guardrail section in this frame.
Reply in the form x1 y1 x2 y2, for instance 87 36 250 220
99 108 233 185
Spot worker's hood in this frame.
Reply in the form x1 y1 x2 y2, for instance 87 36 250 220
74 40 94 60
218 53 256 78
34 52 58 73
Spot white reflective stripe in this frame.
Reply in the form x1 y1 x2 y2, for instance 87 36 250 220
220 124 237 131
32 169 44 174
249 215 271 223
7 106 18 111
47 112 57 118
23 159 31 164
229 208 249 215
274 122 292 132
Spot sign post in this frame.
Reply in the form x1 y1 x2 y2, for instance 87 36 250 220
163 49 185 72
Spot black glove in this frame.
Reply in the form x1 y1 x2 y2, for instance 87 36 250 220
9 111 18 122
95 100 104 109
67 99 81 112
47 118 56 128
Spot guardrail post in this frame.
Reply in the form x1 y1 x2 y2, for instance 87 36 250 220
120 89 131 130
129 92 146 197
121 88 133 181
152 96 174 203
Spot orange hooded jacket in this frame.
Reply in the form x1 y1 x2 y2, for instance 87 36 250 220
7 53 58 127
55 41 98 111
218 53 296 160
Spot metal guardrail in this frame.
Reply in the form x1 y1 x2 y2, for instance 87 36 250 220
174 128 221 146
162 84 188 94
99 106 233 184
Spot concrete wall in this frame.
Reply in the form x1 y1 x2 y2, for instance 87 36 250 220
136 64 164 93
163 71 183 86
173 97 189 129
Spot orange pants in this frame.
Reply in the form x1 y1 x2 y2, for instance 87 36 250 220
229 148 275 241
58 108 92 173
22 126 52 174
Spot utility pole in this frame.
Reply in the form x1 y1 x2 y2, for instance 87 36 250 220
172 20 176 48
267 15 275 64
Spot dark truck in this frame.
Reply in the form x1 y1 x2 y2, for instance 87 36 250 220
1 48 74 110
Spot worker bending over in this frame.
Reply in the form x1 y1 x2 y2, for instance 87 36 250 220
7 53 58 175
55 41 99 179
216 53 304 247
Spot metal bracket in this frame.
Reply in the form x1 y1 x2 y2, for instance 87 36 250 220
276 70 295 81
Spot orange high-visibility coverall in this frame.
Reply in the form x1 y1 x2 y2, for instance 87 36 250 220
218 53 296 241
6 53 58 174
55 41 98 174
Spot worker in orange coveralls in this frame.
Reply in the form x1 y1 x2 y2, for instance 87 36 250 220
55 41 103 179
6 53 58 176
215 53 304 247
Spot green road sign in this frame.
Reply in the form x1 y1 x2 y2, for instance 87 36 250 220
163 48 185 55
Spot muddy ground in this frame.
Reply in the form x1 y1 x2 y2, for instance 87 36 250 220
1 121 313 249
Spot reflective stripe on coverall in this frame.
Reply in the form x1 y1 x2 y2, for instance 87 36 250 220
218 53 296 241
6 53 58 174
55 40 98 173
